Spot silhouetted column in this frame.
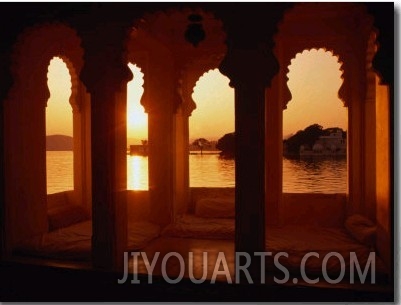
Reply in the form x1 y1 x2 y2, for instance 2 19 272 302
176 69 203 216
141 56 177 226
173 106 190 216
364 67 377 221
77 83 92 213
3 68 48 254
370 10 394 276
147 109 174 226
220 48 278 281
347 60 366 216
71 103 83 207
70 81 92 213
265 73 289 226
81 31 132 271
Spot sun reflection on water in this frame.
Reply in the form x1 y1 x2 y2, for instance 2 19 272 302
127 155 148 190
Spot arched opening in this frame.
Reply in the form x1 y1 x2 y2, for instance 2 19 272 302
190 68 234 187
126 63 148 190
2 23 91 259
283 49 347 194
46 57 74 194
125 7 228 222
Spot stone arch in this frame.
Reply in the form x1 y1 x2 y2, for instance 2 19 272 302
59 56 81 112
3 22 89 251
178 54 226 116
366 30 381 81
126 6 227 114
8 22 84 109
265 2 377 226
365 30 380 107
124 7 228 224
273 2 375 110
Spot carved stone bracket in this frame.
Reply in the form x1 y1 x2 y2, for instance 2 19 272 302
81 27 133 99
177 52 225 117
219 47 278 90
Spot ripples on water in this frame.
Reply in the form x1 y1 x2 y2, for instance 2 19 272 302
47 151 347 194
47 151 74 194
127 155 148 190
189 154 235 188
282 157 347 193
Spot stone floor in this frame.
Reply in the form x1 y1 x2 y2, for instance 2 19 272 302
1 236 394 301
128 237 236 282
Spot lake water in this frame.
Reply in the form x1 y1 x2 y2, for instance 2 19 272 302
47 151 347 194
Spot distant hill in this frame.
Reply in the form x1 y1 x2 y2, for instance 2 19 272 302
46 135 73 151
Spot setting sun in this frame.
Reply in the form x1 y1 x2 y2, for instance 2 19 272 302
46 52 347 141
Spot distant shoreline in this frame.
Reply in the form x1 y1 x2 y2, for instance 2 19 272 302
46 134 73 151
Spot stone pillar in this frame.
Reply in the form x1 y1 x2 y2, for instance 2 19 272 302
370 10 394 277
265 68 290 226
176 67 206 216
3 69 48 253
347 60 366 216
70 81 92 212
71 103 82 203
81 31 132 271
173 106 190 216
76 83 92 213
139 53 176 227
363 67 377 221
264 40 293 227
173 86 196 216
90 86 129 271
147 108 174 226
220 48 278 280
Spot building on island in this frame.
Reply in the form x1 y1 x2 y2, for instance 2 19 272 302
300 129 346 157
0 3 393 301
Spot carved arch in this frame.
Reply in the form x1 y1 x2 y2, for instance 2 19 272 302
125 6 226 114
177 53 226 116
8 22 84 110
6 21 91 210
273 2 375 109
3 22 87 248
366 30 381 80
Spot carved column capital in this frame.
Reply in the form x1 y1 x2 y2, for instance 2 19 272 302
219 47 278 90
80 28 133 97
176 88 196 117
81 59 133 99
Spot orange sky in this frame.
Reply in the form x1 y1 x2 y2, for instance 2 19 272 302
283 49 347 138
190 69 234 141
46 57 73 136
46 49 347 141
126 63 147 141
